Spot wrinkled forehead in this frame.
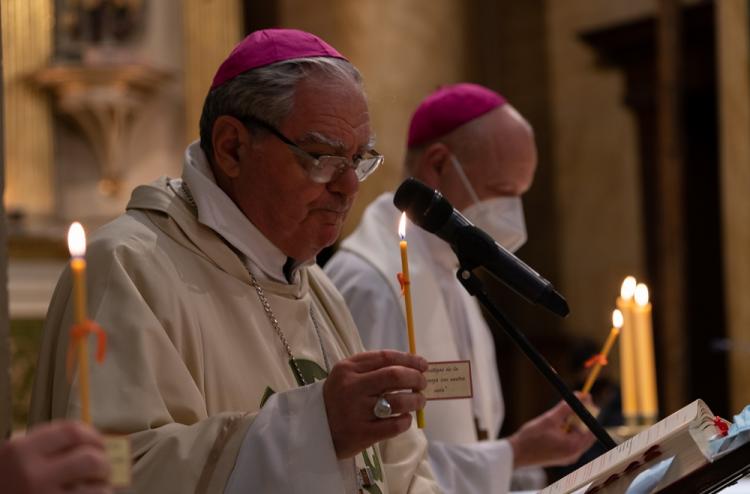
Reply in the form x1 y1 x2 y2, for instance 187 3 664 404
297 131 377 155
283 75 374 153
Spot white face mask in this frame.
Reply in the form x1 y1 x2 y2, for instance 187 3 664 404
450 156 528 253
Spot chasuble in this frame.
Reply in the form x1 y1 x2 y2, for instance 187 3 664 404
30 176 438 493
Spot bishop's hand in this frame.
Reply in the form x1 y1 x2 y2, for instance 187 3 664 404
508 393 597 468
323 350 428 459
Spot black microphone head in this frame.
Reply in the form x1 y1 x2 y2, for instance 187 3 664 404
539 288 570 317
393 177 454 233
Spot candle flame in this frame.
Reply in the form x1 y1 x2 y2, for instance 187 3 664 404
68 222 86 258
620 276 637 300
635 283 649 306
399 212 407 239
612 309 624 329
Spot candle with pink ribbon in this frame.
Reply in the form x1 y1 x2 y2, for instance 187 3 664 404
398 213 425 429
581 309 623 396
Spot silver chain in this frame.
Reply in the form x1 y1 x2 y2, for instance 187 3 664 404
251 274 364 493
248 271 308 386
179 180 329 386
178 178 364 493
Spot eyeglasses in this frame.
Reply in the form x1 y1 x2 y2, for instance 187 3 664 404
239 116 383 184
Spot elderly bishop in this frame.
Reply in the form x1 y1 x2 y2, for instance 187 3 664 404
30 29 439 494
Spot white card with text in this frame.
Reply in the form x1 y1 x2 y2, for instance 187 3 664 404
423 360 473 400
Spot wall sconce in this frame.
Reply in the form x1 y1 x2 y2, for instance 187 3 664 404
34 63 169 196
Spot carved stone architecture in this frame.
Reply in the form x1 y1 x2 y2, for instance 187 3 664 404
35 63 169 196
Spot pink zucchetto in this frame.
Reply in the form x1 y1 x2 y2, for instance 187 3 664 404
210 28 347 90
407 83 507 148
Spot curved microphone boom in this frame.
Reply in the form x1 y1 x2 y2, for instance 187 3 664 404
394 177 570 317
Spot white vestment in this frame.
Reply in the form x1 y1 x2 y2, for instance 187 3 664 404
30 145 439 494
326 193 518 493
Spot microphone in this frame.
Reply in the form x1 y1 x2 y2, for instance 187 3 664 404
394 177 569 317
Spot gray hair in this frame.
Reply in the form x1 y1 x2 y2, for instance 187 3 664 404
199 57 363 163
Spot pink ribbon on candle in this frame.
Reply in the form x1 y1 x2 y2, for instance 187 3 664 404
584 354 608 369
66 320 107 381
397 272 410 296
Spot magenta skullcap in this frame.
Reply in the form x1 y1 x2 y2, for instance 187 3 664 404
210 28 347 89
407 83 507 148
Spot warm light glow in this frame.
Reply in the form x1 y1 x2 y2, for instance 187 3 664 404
635 283 650 306
399 212 407 240
68 222 86 258
620 276 637 300
613 309 624 329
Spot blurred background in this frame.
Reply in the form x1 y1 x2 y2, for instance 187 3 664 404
1 0 749 463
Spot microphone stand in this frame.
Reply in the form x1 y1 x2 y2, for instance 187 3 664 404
455 263 617 451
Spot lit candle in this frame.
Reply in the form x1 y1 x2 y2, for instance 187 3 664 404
616 276 638 426
68 222 91 424
398 213 424 429
633 283 658 424
581 309 623 396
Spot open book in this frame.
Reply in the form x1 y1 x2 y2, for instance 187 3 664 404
541 399 725 493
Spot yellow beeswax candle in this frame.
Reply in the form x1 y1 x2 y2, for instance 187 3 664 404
616 276 638 426
399 213 424 429
68 222 91 424
581 309 623 396
633 283 658 424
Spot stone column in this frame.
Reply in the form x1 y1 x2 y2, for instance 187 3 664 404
654 0 687 417
0 4 11 440
1 0 54 217
183 0 243 144
716 0 750 412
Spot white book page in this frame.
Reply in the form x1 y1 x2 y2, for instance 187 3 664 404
540 401 702 494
